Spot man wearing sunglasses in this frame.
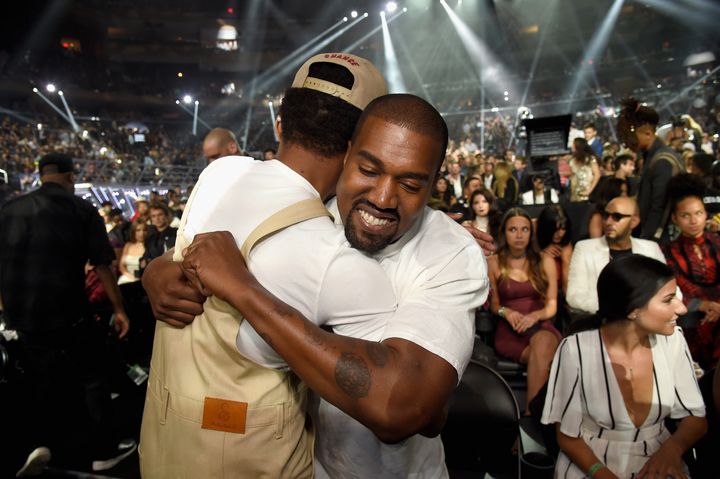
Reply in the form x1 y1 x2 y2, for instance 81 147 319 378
566 196 667 314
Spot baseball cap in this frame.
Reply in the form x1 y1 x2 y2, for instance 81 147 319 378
291 53 388 110
38 153 75 174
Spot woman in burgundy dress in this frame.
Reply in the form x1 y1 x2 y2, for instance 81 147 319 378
662 174 720 370
489 207 561 413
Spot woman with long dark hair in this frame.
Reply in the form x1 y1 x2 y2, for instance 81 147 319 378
489 208 560 413
536 205 573 296
569 137 601 202
462 187 500 238
542 255 707 479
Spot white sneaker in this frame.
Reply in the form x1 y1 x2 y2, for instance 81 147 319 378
16 446 51 477
91 439 137 472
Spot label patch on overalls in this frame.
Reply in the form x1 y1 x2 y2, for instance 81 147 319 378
202 397 248 434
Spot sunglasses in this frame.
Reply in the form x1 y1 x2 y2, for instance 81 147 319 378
601 211 632 222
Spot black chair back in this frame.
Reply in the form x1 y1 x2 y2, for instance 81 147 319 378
442 360 521 477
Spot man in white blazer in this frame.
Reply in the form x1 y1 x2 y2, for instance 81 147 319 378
566 196 667 314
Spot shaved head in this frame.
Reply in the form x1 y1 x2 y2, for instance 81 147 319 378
607 196 639 218
203 128 241 163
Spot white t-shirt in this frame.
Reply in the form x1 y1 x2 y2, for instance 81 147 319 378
175 156 397 369
314 200 489 479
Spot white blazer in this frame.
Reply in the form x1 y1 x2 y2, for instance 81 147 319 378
566 236 668 313
521 188 559 205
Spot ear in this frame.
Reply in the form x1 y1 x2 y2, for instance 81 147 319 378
274 117 282 139
630 213 641 230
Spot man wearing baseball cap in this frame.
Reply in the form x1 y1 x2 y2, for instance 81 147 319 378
139 53 396 478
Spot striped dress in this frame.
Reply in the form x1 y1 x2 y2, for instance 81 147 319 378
541 327 705 478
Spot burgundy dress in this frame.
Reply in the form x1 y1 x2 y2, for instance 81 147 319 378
494 277 562 362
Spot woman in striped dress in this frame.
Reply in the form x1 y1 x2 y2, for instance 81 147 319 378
542 255 707 479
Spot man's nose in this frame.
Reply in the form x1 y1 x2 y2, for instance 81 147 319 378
367 177 398 210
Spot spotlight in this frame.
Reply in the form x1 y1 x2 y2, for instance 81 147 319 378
183 94 193 104
380 10 385 17
175 100 180 105
503 91 509 96
46 83 56 93
32 87 38 93
364 12 369 17
656 84 662 89
177 72 183 78
37 123 43 130
386 2 397 13
351 10 358 18
194 100 199 105
343 16 348 21
58 90 64 96
403 7 407 11
268 100 273 106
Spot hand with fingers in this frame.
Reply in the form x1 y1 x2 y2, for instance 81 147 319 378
636 442 687 479
142 250 206 328
180 231 252 303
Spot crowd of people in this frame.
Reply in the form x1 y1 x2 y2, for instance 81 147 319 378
1 49 719 479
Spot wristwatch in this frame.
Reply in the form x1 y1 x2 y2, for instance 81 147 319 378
498 306 507 318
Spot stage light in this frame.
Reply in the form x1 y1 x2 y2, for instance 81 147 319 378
386 2 397 13
402 7 407 12
177 72 183 78
46 83 56 93
183 95 193 104
37 123 42 130
343 16 348 21
364 12 369 17
351 10 358 18
657 84 662 89
175 100 180 105
58 90 64 96
380 6 407 93
380 10 385 17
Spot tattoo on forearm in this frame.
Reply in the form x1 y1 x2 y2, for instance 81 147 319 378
335 352 371 398
366 342 388 367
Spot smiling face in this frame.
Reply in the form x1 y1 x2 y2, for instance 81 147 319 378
336 115 442 254
634 279 687 336
672 196 707 239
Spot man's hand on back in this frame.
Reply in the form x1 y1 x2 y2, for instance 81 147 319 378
142 249 206 328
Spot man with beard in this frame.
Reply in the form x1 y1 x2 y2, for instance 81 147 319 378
146 94 489 478
566 196 667 314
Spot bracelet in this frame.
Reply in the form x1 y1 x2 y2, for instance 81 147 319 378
498 306 507 318
587 462 606 478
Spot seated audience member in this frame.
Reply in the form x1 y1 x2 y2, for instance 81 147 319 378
587 177 629 239
139 202 177 273
449 175 482 223
567 197 667 314
537 205 573 296
521 174 560 205
591 153 636 203
542 255 706 479
130 196 149 223
107 208 129 260
481 158 495 190
445 156 464 199
118 220 148 285
514 156 528 189
489 208 560 413
569 137 601 202
493 161 519 209
429 175 456 211
462 188 500 237
662 174 720 370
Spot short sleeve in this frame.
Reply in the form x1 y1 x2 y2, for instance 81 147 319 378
668 328 706 419
380 244 488 379
541 337 584 438
317 245 397 338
